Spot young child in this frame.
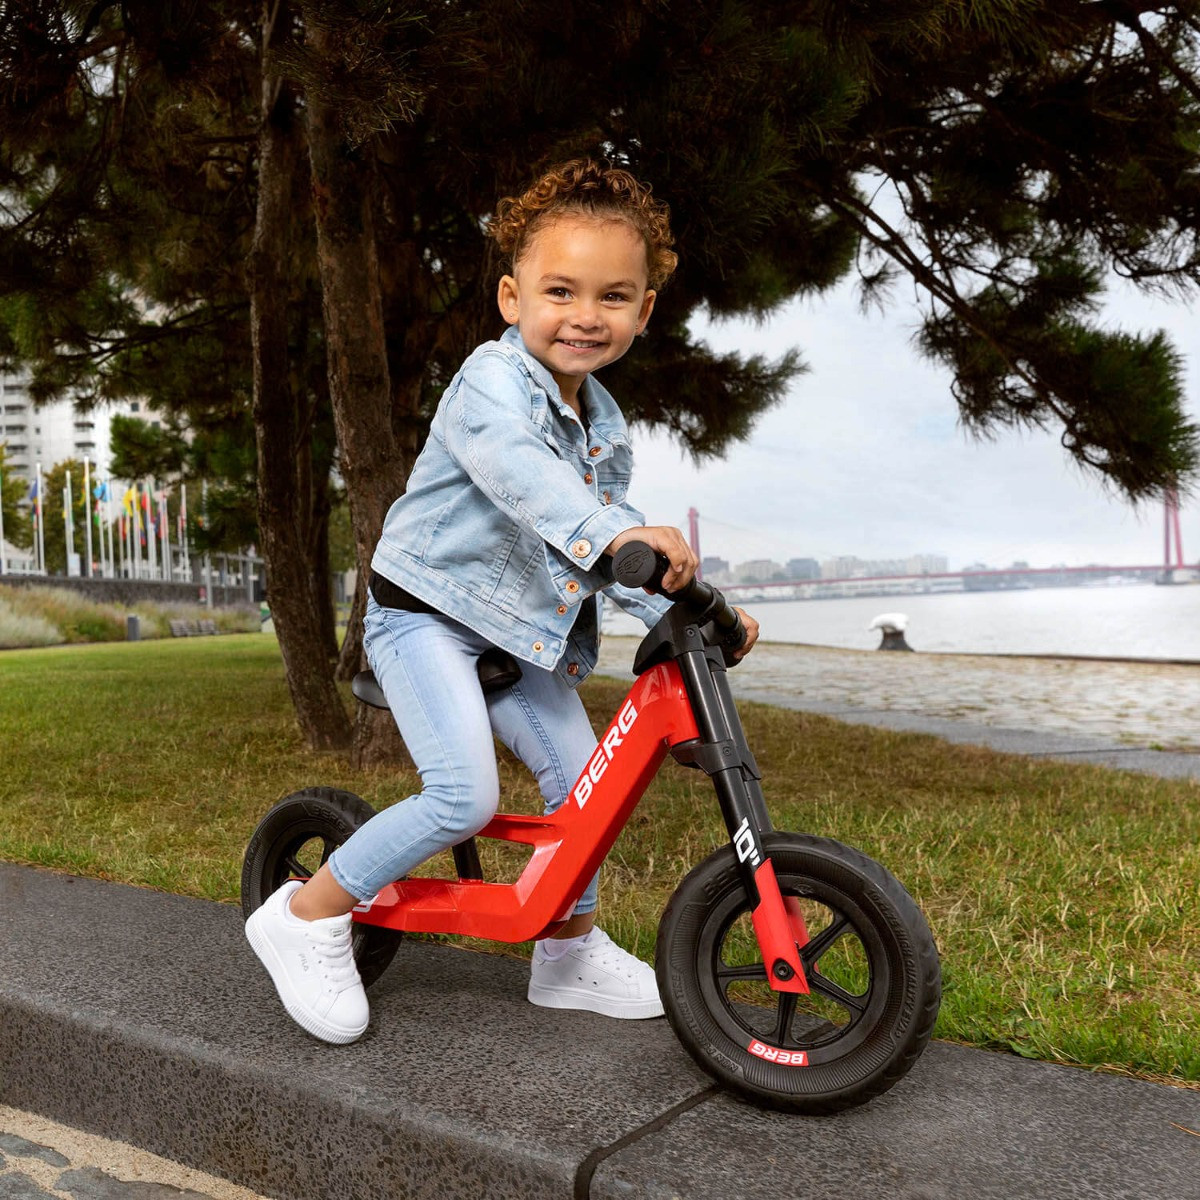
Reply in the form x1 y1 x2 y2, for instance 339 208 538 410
246 159 759 1044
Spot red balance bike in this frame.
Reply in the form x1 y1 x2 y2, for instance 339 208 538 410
241 543 941 1113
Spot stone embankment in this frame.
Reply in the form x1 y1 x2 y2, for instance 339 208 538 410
596 637 1200 756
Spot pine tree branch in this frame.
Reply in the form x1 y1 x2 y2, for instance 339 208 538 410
1112 8 1200 104
818 181 1075 434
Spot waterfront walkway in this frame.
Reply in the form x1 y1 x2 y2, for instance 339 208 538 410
597 637 1200 777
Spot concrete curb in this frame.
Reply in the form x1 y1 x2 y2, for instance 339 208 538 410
2 863 1198 1200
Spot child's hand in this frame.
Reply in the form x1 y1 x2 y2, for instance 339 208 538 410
732 607 759 660
606 526 699 593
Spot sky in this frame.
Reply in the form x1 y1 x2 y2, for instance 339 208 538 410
627 274 1198 574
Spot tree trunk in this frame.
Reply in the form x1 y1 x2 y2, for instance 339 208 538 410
308 470 340 662
335 567 366 681
304 16 410 765
249 2 350 752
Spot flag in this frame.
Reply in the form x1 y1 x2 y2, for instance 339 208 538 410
27 479 37 501
122 486 135 517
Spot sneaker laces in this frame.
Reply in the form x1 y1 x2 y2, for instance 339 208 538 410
306 918 361 993
577 931 644 980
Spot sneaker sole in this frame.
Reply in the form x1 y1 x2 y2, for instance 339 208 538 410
245 911 368 1045
527 981 664 1020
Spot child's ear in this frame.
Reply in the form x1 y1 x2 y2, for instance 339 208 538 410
497 275 520 325
636 289 657 334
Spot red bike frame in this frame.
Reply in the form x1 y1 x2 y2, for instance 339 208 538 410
351 653 811 995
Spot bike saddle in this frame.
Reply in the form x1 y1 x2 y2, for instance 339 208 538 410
352 648 522 709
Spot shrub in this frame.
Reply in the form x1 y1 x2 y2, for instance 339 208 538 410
0 584 260 646
0 598 59 648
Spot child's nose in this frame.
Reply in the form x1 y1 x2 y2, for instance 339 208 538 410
570 300 601 327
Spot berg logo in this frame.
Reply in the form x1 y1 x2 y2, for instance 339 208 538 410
748 1040 809 1067
573 699 638 807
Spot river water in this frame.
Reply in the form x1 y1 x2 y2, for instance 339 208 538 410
604 582 1200 661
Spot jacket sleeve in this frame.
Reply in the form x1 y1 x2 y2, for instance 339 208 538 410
602 582 674 627
441 350 639 576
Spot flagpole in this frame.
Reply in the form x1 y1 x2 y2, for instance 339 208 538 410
83 457 93 577
143 478 156 577
159 491 170 581
202 478 212 608
64 473 77 576
35 461 45 574
179 483 189 578
104 482 114 578
0 458 7 577
130 483 140 579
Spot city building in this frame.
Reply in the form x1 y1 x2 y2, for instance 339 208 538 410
734 558 784 583
0 367 146 486
785 557 820 580
904 553 949 575
1 368 149 572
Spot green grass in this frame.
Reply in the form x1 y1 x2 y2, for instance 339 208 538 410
0 636 1196 1087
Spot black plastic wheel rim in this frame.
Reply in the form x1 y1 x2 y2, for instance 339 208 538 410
695 873 895 1066
255 818 385 961
260 822 340 895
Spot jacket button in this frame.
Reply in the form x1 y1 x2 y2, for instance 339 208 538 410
567 662 579 676
588 446 601 457
583 472 593 484
603 491 611 504
557 604 568 615
571 539 591 558
532 641 544 653
566 580 580 593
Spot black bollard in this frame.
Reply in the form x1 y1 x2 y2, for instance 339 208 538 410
869 613 913 651
877 628 913 651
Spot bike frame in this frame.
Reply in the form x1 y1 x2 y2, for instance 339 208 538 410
351 613 812 994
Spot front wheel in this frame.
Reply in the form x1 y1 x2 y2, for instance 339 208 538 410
240 786 403 988
657 833 940 1113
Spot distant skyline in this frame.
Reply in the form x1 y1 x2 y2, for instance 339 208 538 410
626 272 1198 575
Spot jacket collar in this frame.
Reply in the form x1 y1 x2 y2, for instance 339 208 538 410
497 326 628 443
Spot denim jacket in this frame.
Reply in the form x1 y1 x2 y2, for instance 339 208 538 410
371 326 671 685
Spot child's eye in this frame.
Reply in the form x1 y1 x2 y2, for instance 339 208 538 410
604 292 632 304
546 286 571 299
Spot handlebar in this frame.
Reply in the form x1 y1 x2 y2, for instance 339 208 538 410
612 541 747 661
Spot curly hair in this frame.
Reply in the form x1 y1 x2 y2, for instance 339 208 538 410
489 159 678 289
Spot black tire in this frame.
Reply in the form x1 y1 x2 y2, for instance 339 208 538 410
656 832 940 1114
240 786 403 988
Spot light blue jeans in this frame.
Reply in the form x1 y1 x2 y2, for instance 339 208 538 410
327 595 602 914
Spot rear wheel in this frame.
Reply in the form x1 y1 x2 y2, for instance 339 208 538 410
240 787 403 988
657 832 940 1113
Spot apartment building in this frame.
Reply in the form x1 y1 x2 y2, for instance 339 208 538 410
0 368 143 485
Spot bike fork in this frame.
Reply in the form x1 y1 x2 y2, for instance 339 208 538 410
673 644 810 993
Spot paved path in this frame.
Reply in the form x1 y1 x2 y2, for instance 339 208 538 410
0 1107 270 1200
1 863 1198 1200
4 644 1198 1198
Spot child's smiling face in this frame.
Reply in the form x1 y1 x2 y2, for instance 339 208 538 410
497 214 657 409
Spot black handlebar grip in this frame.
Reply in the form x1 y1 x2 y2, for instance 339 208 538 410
611 540 748 662
612 541 665 591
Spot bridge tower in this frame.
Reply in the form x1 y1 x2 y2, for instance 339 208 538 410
1162 487 1185 583
688 507 702 579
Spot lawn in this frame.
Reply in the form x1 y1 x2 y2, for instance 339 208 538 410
0 634 1196 1086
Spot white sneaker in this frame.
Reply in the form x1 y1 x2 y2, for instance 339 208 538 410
528 928 664 1019
245 880 369 1044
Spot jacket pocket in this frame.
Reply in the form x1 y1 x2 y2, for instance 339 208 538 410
596 441 633 504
